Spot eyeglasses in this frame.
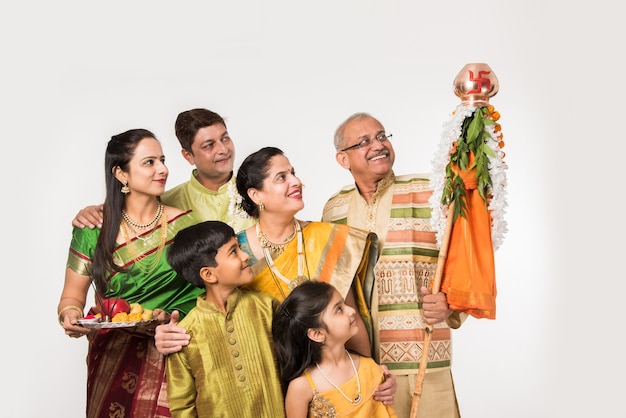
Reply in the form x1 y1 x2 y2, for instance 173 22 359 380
340 133 392 152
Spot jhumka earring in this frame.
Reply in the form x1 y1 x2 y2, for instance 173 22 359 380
259 202 265 212
121 180 130 194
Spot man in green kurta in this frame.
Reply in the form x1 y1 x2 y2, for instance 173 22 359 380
160 108 255 232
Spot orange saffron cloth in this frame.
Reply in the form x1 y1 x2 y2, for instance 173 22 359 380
440 150 496 319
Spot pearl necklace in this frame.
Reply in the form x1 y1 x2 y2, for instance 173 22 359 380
256 219 298 254
121 202 163 229
316 350 362 404
120 213 168 275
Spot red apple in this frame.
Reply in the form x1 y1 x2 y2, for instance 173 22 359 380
97 297 131 319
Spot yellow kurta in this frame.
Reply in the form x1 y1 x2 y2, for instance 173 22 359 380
166 289 285 418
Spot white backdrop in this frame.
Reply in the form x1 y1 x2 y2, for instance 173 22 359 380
2 1 623 417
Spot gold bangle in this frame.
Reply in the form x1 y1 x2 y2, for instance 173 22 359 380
58 305 84 326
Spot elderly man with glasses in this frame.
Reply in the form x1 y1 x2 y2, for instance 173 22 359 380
322 112 464 418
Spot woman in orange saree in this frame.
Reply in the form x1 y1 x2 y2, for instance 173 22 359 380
235 146 378 355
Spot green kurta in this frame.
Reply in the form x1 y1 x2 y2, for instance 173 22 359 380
166 289 285 418
161 170 256 233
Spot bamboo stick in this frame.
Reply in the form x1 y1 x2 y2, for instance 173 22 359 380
409 201 455 418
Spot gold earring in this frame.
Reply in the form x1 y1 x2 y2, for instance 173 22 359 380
121 180 130 194
259 202 265 211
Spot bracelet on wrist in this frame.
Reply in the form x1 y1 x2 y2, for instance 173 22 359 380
58 305 84 326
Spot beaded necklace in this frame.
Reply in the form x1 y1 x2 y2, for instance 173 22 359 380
121 202 163 229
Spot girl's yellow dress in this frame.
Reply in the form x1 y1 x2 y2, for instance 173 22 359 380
303 356 397 418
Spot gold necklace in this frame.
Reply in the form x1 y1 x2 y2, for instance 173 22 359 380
122 202 163 229
120 213 168 275
123 219 156 246
256 219 298 254
316 350 362 404
260 220 309 291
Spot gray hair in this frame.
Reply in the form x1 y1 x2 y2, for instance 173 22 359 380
333 112 377 151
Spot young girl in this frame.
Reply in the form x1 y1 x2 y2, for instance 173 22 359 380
272 281 397 418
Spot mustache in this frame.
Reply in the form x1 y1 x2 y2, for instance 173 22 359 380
214 152 232 161
367 149 389 159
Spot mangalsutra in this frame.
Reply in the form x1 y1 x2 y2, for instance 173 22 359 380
120 212 168 275
257 219 298 254
316 350 362 404
122 202 163 229
259 220 309 295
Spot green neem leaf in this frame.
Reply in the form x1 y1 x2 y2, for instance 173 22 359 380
482 142 496 158
466 112 484 144
440 107 499 216
460 152 469 170
478 177 488 200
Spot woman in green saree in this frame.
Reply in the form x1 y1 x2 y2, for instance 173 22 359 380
58 129 202 418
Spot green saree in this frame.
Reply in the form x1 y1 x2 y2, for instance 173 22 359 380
66 210 203 418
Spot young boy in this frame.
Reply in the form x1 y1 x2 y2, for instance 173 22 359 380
165 220 285 417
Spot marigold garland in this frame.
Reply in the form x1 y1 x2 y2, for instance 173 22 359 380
429 104 508 251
